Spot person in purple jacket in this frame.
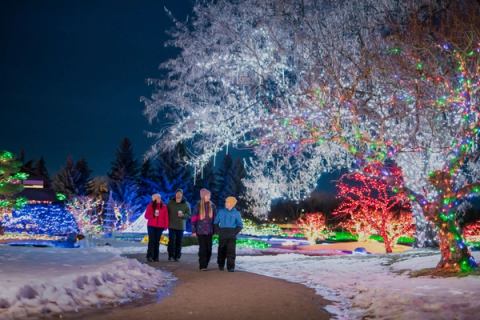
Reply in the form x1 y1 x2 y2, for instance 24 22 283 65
191 188 217 270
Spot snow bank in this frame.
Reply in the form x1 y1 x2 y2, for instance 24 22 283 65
0 245 174 320
237 251 480 320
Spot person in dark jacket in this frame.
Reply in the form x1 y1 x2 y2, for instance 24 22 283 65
167 188 191 261
144 194 169 262
214 196 243 272
191 188 216 270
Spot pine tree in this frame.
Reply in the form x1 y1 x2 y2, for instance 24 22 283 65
156 143 193 202
0 150 28 210
108 138 139 203
137 159 158 208
52 156 78 199
33 157 50 187
17 150 35 177
140 159 155 181
112 179 143 225
75 158 92 196
108 138 138 184
17 150 25 163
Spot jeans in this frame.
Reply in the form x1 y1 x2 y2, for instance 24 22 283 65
167 228 184 260
197 234 213 269
218 237 237 270
147 226 164 261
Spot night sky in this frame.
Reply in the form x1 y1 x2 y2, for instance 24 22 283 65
0 0 194 175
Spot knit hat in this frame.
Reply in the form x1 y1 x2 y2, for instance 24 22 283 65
175 188 183 194
225 196 237 207
152 193 161 201
200 188 211 198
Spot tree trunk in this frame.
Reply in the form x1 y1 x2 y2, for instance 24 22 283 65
381 231 393 253
412 203 438 248
436 218 477 272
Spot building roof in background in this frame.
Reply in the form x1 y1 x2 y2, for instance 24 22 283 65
17 188 56 202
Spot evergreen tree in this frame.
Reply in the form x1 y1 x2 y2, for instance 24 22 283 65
113 179 143 224
137 159 157 207
18 150 37 178
52 156 78 199
108 138 138 183
74 158 92 196
140 159 155 182
108 138 139 203
18 150 25 163
0 150 27 210
33 157 50 187
156 143 193 202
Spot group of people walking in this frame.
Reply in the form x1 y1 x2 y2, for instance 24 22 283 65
144 188 243 272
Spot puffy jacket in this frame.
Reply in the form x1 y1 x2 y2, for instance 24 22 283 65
144 202 169 228
214 208 243 239
191 201 216 235
167 199 191 230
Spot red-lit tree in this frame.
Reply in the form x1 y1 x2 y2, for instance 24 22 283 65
337 216 376 243
463 220 480 243
333 163 415 253
297 212 328 245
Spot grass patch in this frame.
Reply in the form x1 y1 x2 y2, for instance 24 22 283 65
367 234 414 245
397 236 415 245
212 235 270 249
327 231 358 242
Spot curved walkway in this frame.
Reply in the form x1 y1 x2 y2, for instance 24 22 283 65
68 253 331 320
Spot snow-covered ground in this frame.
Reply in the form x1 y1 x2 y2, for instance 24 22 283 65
237 250 480 320
0 243 174 320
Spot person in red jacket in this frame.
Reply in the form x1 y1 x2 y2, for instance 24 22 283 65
144 193 169 262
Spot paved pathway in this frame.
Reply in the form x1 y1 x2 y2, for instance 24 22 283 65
65 253 331 320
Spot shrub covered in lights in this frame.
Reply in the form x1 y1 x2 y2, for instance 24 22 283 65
235 238 271 249
66 197 103 236
297 212 329 245
240 219 283 237
3 204 78 236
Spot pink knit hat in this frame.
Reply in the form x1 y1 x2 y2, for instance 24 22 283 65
200 188 211 198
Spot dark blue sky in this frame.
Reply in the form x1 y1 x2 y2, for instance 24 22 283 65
0 0 193 175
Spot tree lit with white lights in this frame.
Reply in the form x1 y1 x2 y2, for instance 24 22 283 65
145 0 480 271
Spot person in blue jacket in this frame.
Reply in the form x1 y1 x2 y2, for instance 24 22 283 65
214 196 243 272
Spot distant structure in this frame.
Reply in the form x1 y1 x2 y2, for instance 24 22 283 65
3 178 77 237
16 177 56 204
